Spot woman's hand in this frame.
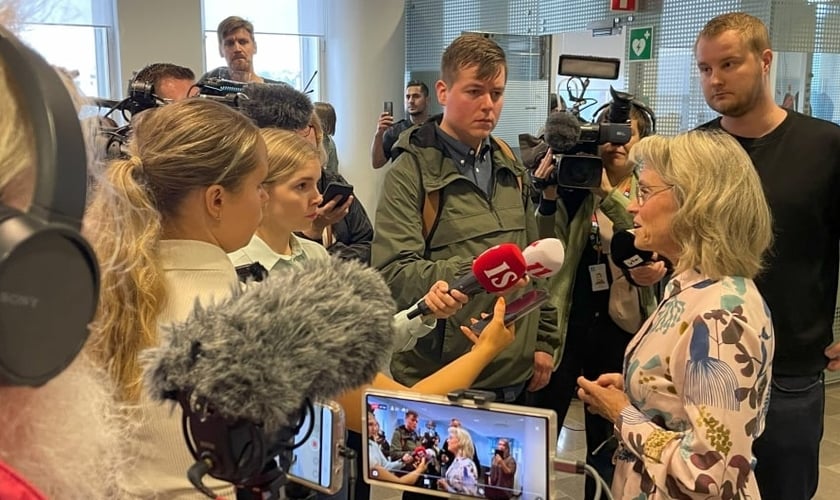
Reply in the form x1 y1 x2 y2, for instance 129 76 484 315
533 148 558 200
422 280 469 319
460 297 515 355
628 259 667 287
576 375 631 424
303 195 354 237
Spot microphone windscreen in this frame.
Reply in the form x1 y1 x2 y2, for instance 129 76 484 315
240 83 313 130
142 257 396 433
543 111 581 153
610 229 654 271
523 238 566 278
470 243 527 293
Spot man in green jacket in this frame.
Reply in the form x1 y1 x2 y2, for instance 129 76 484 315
371 34 560 406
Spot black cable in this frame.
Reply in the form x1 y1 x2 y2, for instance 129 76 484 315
187 459 218 499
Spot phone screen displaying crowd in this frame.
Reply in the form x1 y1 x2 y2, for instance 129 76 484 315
363 390 556 500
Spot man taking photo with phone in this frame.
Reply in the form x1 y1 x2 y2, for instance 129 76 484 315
371 80 430 169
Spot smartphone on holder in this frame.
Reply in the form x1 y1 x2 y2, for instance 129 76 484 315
285 399 346 495
383 100 394 116
470 289 549 334
319 181 354 208
363 388 556 500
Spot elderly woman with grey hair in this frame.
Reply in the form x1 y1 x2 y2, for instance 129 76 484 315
577 130 775 500
437 425 479 495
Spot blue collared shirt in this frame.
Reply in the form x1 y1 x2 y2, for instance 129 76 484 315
435 124 493 197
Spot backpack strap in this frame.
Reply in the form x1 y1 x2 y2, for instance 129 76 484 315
419 137 522 246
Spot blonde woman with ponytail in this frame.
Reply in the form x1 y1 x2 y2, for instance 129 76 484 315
85 98 268 499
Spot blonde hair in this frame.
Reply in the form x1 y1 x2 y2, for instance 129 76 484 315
0 42 34 202
448 426 475 458
1 16 125 497
696 12 771 56
261 128 321 184
629 131 772 280
86 99 261 401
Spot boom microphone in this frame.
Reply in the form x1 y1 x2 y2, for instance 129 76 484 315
141 257 397 494
405 243 527 319
239 82 313 130
610 229 654 272
144 256 395 432
543 111 582 153
522 238 566 278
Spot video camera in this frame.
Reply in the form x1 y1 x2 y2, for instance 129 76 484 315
523 55 640 190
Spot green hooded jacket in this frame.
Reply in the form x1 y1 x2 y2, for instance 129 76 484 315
372 119 560 389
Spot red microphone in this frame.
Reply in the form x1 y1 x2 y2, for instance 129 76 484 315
406 243 527 319
522 238 566 279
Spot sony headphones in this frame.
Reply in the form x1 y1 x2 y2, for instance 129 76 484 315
0 26 100 386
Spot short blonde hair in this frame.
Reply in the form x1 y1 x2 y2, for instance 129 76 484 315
448 426 475 458
260 128 321 184
696 12 771 56
629 131 772 280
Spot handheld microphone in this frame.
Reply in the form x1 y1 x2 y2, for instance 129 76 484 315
405 243 527 319
610 229 654 272
522 238 566 279
543 111 582 153
142 257 397 493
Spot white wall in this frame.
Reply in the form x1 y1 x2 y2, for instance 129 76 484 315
115 0 205 96
112 0 403 218
323 0 405 220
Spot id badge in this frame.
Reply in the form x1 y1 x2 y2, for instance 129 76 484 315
589 263 609 292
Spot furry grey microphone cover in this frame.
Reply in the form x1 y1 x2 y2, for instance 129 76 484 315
544 111 581 153
240 83 313 130
142 257 397 434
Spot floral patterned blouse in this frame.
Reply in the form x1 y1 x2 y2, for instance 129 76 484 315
612 269 774 499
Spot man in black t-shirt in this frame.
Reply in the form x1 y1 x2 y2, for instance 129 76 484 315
370 80 429 169
695 13 840 500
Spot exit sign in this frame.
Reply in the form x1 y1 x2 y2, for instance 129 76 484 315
611 0 637 11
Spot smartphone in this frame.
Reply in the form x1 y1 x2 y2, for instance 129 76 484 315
319 181 354 208
471 289 549 333
286 400 346 494
363 389 556 500
383 100 394 116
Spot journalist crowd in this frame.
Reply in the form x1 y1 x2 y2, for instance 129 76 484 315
2 3 840 500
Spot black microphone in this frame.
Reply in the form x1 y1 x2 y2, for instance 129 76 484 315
543 111 582 153
239 82 313 130
610 229 654 273
142 257 397 494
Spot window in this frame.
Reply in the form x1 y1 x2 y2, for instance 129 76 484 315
201 0 324 99
16 0 117 98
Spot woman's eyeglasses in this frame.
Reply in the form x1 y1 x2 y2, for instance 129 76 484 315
636 185 674 206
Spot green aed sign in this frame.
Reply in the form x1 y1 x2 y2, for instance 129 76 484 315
629 26 653 61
